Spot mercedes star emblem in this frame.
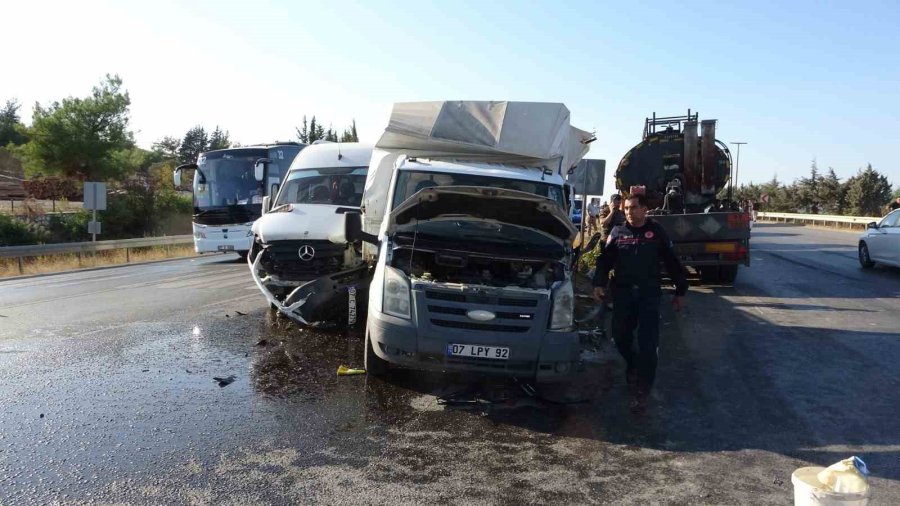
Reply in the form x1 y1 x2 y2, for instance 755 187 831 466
298 245 316 261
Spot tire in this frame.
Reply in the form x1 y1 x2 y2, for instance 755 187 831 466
237 251 249 261
699 266 720 284
719 265 738 284
364 330 389 377
859 242 875 269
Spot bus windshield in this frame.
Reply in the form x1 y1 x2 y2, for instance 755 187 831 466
193 151 265 209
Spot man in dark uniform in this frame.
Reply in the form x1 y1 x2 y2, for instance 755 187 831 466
592 194 688 410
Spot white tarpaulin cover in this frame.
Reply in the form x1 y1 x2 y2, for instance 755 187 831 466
362 101 592 239
375 101 591 171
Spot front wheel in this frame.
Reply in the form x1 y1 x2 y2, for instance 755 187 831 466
365 330 389 377
859 242 875 268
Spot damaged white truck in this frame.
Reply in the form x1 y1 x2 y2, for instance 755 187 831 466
248 142 373 325
348 101 593 382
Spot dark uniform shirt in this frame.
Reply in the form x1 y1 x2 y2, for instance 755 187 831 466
593 219 688 296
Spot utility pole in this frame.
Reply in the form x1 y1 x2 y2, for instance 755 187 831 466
730 142 747 191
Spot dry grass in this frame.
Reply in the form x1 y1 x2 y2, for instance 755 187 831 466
0 244 199 278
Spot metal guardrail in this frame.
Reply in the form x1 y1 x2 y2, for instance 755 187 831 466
756 212 877 229
0 235 194 274
0 235 193 258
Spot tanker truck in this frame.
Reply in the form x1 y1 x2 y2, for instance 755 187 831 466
615 112 750 284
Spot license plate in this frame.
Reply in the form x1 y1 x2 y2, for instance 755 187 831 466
447 343 509 361
218 245 235 251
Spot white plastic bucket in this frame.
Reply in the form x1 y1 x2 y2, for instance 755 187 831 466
792 467 871 506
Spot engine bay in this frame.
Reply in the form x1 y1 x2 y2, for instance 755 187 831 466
391 247 565 290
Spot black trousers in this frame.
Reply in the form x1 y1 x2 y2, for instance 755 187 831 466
611 284 661 390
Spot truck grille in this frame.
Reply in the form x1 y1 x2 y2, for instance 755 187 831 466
265 240 345 280
421 289 543 334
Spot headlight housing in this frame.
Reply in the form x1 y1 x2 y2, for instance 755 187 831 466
383 266 411 319
194 231 206 239
549 280 574 331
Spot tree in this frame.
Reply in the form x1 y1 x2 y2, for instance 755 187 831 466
324 125 338 142
152 136 181 161
178 126 207 164
19 75 134 181
0 99 28 147
817 168 845 215
795 160 820 212
296 116 309 143
341 119 359 142
297 116 357 144
844 164 892 217
208 126 231 150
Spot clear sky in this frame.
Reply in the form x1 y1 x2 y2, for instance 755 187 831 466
4 0 899 192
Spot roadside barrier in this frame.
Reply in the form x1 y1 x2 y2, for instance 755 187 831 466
756 212 876 231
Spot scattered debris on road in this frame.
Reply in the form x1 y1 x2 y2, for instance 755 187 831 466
336 365 365 376
213 375 236 387
235 311 246 316
255 339 268 347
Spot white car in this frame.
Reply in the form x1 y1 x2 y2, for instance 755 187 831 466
859 209 900 268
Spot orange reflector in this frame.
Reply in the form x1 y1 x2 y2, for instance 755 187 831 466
704 242 738 253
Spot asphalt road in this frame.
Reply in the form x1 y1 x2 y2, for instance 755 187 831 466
1 224 898 504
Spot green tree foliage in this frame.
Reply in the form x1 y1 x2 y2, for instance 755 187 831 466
816 168 845 215
208 126 231 150
341 120 359 142
296 115 357 143
295 116 309 143
151 136 181 161
0 99 29 147
844 164 892 217
324 125 338 142
19 75 134 181
0 214 49 246
795 160 820 212
178 126 208 164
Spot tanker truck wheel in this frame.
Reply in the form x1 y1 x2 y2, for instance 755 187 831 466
719 265 738 285
699 266 721 284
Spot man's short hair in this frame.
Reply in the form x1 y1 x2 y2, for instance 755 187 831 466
611 194 622 201
625 194 649 208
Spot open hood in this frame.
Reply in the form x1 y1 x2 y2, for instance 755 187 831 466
387 186 577 243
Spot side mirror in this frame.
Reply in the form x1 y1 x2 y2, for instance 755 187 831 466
867 222 878 229
254 158 271 182
345 212 378 245
262 196 271 214
173 170 182 187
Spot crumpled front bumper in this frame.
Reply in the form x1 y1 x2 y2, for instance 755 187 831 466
249 252 370 325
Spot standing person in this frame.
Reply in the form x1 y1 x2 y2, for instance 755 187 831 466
592 194 688 411
586 198 601 235
600 194 626 241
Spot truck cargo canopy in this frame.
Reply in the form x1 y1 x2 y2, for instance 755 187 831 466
375 101 592 172
363 101 592 243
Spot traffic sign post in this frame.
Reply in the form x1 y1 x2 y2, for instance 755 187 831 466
83 182 107 242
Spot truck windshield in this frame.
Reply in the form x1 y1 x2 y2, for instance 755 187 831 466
392 170 565 209
274 167 367 207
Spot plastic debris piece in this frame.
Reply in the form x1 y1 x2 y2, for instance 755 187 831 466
213 375 236 387
817 456 869 494
337 365 366 376
235 311 247 316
